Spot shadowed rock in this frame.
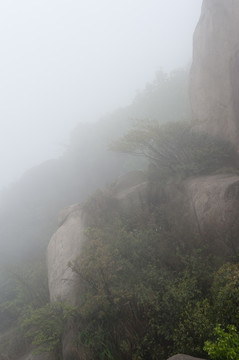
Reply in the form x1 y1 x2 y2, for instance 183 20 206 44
183 174 239 255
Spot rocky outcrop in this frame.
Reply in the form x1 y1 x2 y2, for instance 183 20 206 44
47 171 147 304
190 0 239 150
47 171 239 305
47 204 85 304
167 355 207 360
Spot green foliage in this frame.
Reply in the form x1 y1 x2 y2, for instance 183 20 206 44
204 324 239 360
0 259 49 326
211 263 239 328
13 259 49 310
22 302 77 357
173 300 214 356
70 225 154 359
110 120 239 182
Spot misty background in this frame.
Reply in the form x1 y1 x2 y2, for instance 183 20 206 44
0 0 202 190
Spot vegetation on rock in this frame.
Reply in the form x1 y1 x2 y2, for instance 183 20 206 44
66 180 239 360
110 120 239 181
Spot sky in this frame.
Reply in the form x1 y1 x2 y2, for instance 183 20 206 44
0 0 202 190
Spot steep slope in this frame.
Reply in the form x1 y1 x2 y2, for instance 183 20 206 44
47 204 85 304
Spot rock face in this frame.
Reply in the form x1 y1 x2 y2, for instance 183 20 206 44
47 204 85 304
190 0 239 150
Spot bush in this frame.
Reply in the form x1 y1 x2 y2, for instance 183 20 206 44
211 263 239 328
22 302 77 357
70 190 217 359
204 324 239 360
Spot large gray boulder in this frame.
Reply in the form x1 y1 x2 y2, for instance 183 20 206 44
165 173 239 256
190 0 239 150
183 174 239 254
185 174 239 230
167 355 206 360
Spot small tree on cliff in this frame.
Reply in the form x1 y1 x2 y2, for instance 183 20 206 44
110 119 239 180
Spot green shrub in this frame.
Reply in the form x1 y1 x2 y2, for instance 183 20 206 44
204 324 239 360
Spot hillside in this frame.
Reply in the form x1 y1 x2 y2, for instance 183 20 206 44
0 69 191 360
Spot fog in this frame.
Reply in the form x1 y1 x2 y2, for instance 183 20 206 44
0 0 202 190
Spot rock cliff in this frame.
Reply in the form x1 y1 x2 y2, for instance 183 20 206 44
190 0 239 150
